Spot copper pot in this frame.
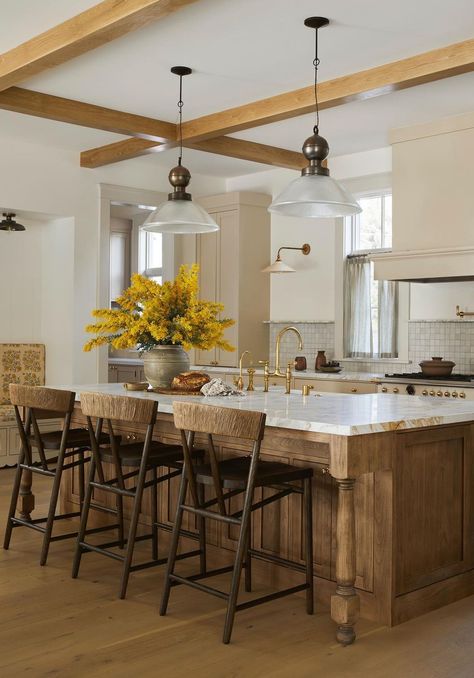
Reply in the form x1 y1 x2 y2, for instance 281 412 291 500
419 357 455 377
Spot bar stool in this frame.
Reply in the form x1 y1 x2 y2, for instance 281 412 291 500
3 384 109 566
72 391 205 599
160 401 314 644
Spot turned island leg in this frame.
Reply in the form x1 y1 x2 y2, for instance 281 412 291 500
19 468 34 521
331 478 359 645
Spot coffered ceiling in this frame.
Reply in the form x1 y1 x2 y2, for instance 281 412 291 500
1 0 473 176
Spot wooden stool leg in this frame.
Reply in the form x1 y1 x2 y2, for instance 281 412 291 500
119 456 148 600
72 459 96 579
244 520 252 593
151 467 158 561
117 494 125 549
78 449 85 507
160 471 188 616
40 447 67 566
3 454 24 549
223 489 255 644
197 481 207 575
19 468 34 522
304 477 314 614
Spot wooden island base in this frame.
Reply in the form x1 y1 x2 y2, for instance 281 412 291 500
39 405 474 644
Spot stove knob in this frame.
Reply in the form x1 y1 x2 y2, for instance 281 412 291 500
437 391 443 397
422 390 428 396
429 390 436 396
452 391 458 398
393 387 399 394
406 384 415 395
460 392 466 399
381 387 388 393
444 391 450 397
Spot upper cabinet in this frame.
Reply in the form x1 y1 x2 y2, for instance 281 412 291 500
194 192 271 368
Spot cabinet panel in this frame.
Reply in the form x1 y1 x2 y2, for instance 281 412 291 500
195 225 219 366
395 426 473 595
216 210 238 368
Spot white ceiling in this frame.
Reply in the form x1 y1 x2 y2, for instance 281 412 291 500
1 0 473 176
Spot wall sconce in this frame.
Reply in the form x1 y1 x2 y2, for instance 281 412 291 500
262 243 311 273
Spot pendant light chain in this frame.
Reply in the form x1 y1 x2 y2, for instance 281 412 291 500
177 73 184 166
313 27 320 135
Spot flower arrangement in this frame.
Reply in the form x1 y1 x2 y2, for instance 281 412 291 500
84 264 235 353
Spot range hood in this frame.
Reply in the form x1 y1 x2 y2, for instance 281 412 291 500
373 112 474 283
372 247 474 283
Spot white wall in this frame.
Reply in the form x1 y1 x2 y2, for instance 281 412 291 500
0 217 43 342
0 136 225 384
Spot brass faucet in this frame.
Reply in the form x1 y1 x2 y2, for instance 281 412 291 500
235 350 253 390
274 326 303 376
258 326 304 394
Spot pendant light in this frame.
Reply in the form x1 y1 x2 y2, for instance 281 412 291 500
0 213 25 232
141 67 219 234
269 18 361 219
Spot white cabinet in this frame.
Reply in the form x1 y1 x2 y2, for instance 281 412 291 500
108 363 144 383
194 192 271 368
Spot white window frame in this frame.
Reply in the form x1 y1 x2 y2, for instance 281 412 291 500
334 177 409 363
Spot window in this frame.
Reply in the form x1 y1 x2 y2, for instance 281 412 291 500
344 191 398 358
141 231 163 284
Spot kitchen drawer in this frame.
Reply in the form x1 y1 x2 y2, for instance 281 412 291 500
294 378 377 394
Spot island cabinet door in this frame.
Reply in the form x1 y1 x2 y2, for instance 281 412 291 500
394 424 474 596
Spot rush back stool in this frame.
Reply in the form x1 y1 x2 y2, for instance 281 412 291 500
72 392 206 599
160 401 314 644
3 384 111 565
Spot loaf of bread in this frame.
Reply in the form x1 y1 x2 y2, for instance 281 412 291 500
171 371 211 392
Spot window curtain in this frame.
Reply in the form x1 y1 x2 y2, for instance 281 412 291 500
344 257 373 358
378 280 398 358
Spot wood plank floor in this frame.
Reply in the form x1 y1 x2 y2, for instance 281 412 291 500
1 468 474 678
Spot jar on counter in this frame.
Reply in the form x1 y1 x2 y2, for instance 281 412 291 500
315 350 327 371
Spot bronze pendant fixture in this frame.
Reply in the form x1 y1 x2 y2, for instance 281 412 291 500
141 66 219 234
269 17 361 219
0 212 25 232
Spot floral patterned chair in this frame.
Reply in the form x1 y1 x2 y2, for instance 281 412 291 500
0 344 45 422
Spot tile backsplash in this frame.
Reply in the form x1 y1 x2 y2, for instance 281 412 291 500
268 321 474 374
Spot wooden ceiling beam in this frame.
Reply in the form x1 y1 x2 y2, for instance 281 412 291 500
80 135 305 170
77 38 474 166
0 86 176 142
0 0 200 91
179 38 474 142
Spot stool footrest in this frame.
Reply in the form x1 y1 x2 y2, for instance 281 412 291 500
248 549 306 574
235 584 309 612
169 573 229 601
130 549 201 573
183 504 241 526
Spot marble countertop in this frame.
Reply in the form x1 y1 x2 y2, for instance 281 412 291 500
56 383 474 437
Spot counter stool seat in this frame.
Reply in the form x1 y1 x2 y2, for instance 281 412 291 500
98 440 183 467
196 456 312 490
28 428 112 451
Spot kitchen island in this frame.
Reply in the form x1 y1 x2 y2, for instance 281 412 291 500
26 385 474 645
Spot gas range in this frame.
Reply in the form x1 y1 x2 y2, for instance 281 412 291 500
378 372 474 400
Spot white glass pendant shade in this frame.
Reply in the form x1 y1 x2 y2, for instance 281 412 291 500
141 198 219 234
269 174 361 218
262 259 296 273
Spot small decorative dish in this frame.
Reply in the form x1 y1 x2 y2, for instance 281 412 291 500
123 382 149 391
318 366 343 373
